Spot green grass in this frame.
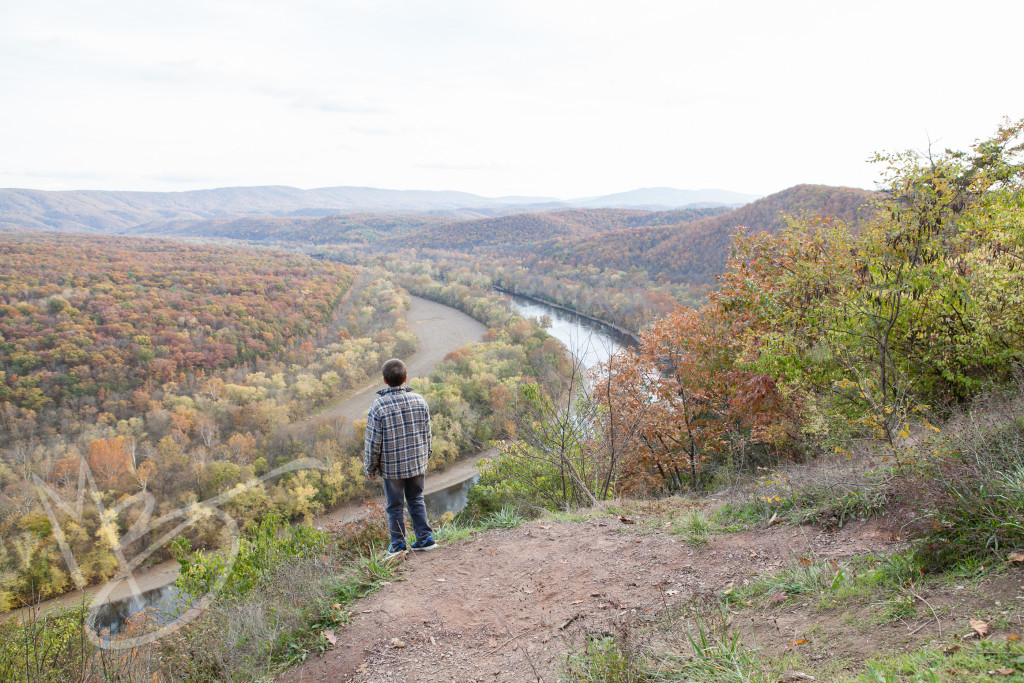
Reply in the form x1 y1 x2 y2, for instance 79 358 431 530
724 556 850 609
668 613 778 683
434 518 475 543
564 635 659 683
854 640 1024 682
481 505 526 529
671 509 712 548
547 510 593 523
907 418 1024 571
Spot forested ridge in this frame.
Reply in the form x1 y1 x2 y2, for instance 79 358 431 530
547 184 879 283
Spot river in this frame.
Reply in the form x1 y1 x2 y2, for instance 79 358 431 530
505 292 633 370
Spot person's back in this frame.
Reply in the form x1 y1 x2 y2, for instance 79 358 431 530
364 358 436 553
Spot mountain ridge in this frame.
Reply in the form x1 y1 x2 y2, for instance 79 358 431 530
0 185 762 233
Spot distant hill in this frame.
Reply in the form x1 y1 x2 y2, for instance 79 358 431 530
0 185 757 233
389 207 733 251
0 186 566 233
128 206 735 250
548 185 881 283
571 187 760 210
134 213 456 244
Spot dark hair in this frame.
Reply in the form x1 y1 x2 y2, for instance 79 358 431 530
382 358 407 387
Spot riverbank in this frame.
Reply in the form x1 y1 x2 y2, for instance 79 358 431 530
494 286 642 346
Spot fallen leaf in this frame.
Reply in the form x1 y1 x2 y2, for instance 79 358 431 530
390 638 407 648
619 516 636 525
539 525 551 530
770 590 788 604
723 581 734 589
331 603 342 610
942 644 961 655
356 663 368 673
788 639 808 646
488 637 497 648
995 668 1015 676
436 578 447 583
1009 551 1024 563
571 599 585 605
768 512 780 526
780 673 815 682
1007 634 1021 642
665 589 679 596
591 592 602 597
322 630 337 647
749 549 759 558
798 557 813 566
970 618 990 638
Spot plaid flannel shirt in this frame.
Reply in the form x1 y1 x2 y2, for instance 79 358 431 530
363 386 432 479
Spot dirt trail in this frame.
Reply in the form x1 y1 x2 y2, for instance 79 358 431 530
9 296 487 618
280 501 898 683
308 296 486 429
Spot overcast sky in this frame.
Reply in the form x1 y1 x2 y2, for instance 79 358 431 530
1 0 1021 199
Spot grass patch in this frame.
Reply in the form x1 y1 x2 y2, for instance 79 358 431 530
855 640 1024 682
667 610 779 683
564 633 657 683
671 510 712 548
563 602 781 683
480 505 526 530
547 510 594 523
435 517 475 543
724 556 850 609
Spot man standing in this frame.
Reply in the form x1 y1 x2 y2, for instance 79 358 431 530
364 358 436 553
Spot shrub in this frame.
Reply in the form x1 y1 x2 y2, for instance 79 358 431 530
904 415 1024 570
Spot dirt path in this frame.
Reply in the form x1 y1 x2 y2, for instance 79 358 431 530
308 296 487 428
280 500 898 683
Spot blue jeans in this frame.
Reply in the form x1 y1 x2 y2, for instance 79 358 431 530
383 475 433 545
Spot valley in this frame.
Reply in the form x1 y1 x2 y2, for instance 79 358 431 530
1 119 1024 682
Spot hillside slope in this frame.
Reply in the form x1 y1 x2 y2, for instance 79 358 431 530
550 184 880 283
389 206 732 250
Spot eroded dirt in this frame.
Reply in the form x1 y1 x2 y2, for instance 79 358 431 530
280 500 907 683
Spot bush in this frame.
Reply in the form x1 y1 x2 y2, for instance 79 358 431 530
905 415 1024 570
0 601 93 682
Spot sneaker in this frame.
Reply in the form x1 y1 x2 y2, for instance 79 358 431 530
386 541 407 554
410 536 437 551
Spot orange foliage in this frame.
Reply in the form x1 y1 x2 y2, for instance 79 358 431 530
86 436 135 491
